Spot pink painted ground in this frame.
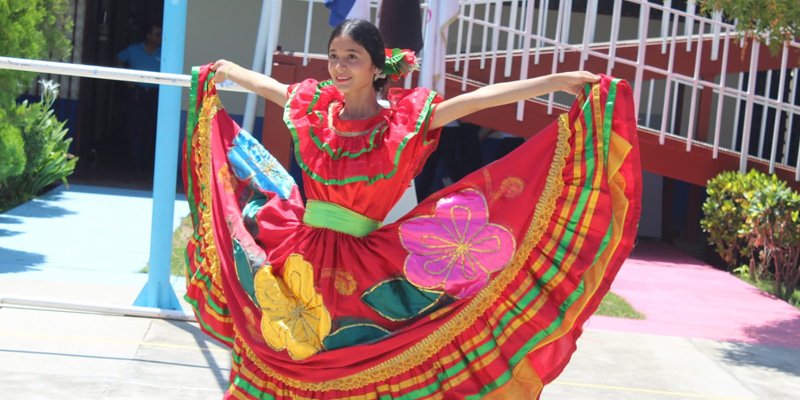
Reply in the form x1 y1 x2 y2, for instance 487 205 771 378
586 240 800 348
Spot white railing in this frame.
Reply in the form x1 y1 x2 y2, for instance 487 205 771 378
289 0 800 178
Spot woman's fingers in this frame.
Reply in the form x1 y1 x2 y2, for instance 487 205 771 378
211 60 230 83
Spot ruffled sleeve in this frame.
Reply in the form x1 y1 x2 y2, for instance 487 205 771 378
284 80 443 186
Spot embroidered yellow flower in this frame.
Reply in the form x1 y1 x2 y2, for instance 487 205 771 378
254 254 331 360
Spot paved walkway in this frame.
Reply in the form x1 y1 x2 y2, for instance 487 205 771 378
1 185 799 399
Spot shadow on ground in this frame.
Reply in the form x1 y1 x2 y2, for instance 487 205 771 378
723 315 800 375
4 199 75 219
0 247 45 273
167 320 230 390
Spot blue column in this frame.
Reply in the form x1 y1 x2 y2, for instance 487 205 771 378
134 0 188 310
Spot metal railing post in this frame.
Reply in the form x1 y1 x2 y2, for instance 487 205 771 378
133 0 188 310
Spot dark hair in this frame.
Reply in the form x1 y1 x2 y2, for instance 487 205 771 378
328 19 387 92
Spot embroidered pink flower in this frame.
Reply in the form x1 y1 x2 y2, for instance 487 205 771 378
400 189 516 299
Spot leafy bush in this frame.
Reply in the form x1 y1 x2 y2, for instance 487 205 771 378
744 173 800 300
700 170 755 271
0 0 73 106
0 81 77 210
0 110 26 182
699 0 800 55
701 170 800 302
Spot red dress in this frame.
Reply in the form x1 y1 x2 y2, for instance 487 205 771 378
183 66 641 399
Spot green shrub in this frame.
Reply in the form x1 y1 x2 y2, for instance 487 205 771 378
0 81 77 210
700 170 755 271
702 170 800 302
699 0 800 56
0 110 26 183
0 0 72 106
744 173 800 300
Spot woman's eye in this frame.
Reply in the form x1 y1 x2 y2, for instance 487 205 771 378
347 54 358 61
328 54 337 61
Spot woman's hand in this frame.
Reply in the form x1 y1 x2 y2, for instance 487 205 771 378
557 71 600 94
211 59 239 84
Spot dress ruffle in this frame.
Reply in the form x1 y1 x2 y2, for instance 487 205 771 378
285 79 442 185
183 66 641 399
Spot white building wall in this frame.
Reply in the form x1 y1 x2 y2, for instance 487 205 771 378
183 1 331 116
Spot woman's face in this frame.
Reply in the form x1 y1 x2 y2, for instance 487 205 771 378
328 35 377 95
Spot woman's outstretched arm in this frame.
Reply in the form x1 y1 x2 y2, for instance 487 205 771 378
211 60 289 107
430 71 599 130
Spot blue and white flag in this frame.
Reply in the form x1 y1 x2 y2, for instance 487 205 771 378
325 0 371 27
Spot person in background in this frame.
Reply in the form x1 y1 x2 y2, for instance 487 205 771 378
116 25 162 175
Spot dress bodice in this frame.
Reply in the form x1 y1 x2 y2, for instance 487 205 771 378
284 79 443 221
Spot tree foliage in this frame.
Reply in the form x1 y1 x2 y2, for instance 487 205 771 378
701 170 800 302
699 0 800 55
0 0 73 105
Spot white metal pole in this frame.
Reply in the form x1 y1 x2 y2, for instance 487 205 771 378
732 73 744 149
670 81 680 135
712 29 731 159
740 41 761 173
607 0 622 75
685 0 696 52
504 0 520 77
517 0 535 121
661 0 672 54
462 0 477 91
0 56 249 92
455 1 466 72
0 295 195 321
768 44 789 173
481 0 492 69
633 2 651 119
685 21 705 151
757 70 773 158
303 0 315 66
711 10 722 60
785 68 798 166
264 0 283 78
243 0 272 133
489 0 502 84
560 0 572 63
659 13 680 144
535 0 547 64
646 79 654 127
579 0 598 71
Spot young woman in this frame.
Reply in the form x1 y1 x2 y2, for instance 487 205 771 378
184 19 641 399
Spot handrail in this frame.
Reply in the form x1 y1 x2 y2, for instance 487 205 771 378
0 56 250 93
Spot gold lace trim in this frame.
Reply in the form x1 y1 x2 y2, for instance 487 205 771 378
194 94 224 289
237 113 573 391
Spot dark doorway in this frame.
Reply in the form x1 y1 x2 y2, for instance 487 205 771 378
74 0 163 189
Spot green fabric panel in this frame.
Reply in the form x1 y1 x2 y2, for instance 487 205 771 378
322 322 390 350
232 239 257 304
303 200 381 237
552 96 597 267
232 375 277 400
361 277 444 321
185 67 201 227
182 295 235 344
603 79 620 165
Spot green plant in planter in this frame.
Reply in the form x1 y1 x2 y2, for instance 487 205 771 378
701 170 756 272
744 173 800 301
0 110 26 184
0 80 77 210
702 169 800 302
